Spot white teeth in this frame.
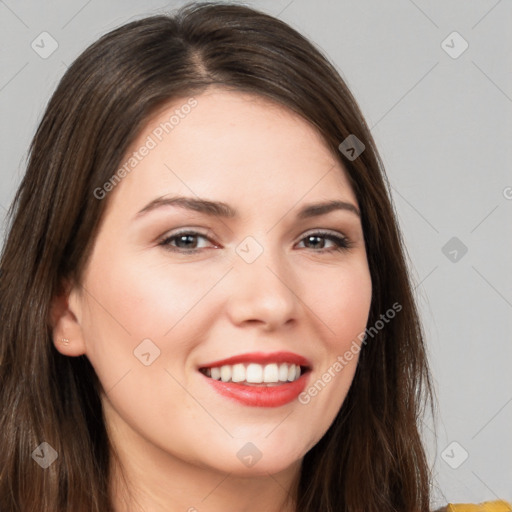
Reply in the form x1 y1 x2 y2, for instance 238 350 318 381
205 362 303 384
278 363 289 382
246 363 263 383
263 363 279 383
231 364 245 382
220 365 232 382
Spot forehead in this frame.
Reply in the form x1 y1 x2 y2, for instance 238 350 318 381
105 88 357 216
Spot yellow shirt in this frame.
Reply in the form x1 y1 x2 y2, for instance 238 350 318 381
445 501 511 511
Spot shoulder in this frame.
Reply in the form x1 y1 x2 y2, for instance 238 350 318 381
434 501 512 512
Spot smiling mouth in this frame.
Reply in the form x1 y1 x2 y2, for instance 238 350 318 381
199 362 310 386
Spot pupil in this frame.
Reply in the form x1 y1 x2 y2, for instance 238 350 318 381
307 235 323 248
177 234 196 248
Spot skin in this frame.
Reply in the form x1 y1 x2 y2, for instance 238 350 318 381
51 88 372 512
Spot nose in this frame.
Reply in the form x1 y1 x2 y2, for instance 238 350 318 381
225 245 299 331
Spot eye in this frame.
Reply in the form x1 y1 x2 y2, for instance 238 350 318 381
158 229 353 254
296 230 352 253
159 230 217 253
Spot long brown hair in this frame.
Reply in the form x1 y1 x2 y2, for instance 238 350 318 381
0 2 435 510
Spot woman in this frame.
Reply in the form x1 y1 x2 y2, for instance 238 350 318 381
0 2 508 511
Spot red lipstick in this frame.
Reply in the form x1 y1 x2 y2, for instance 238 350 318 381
199 351 310 368
198 351 311 408
203 374 309 407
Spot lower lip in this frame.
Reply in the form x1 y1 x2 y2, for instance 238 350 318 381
202 372 309 407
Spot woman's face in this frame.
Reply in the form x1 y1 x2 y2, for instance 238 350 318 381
63 88 372 477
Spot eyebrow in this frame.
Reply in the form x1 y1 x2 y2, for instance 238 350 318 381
135 195 360 220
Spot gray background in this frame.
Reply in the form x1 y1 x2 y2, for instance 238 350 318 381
1 0 510 507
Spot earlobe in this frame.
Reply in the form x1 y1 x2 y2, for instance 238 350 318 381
49 285 87 357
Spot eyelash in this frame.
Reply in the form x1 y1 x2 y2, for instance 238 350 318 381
158 229 353 254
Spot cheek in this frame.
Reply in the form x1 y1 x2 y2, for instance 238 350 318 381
85 251 211 337
295 261 371 431
312 261 373 347
77 253 208 426
78 250 225 382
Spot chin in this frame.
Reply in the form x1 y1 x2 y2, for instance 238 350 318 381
219 440 306 477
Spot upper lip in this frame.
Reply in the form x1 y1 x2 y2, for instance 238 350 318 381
199 351 311 369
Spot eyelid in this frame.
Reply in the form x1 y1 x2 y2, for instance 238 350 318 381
158 227 216 243
297 227 348 240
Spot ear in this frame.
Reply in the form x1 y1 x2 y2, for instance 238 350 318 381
49 282 87 357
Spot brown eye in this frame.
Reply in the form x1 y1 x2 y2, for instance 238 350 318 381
297 231 352 252
159 230 216 253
